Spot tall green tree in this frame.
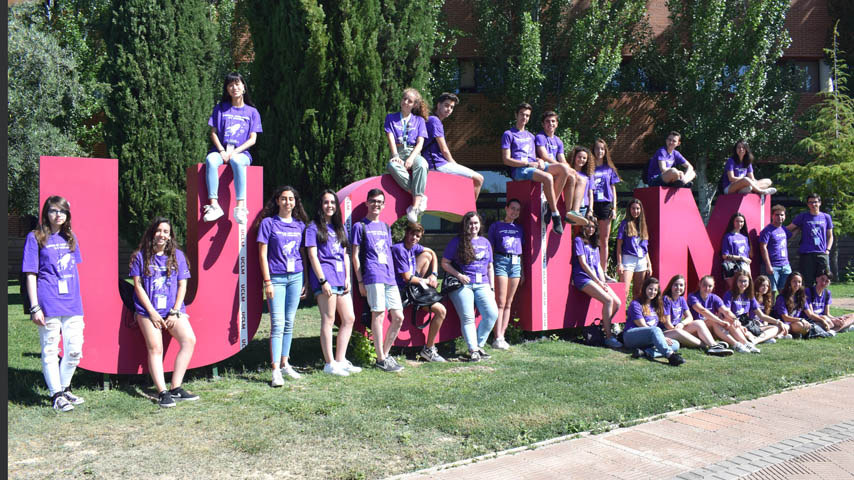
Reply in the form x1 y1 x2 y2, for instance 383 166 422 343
8 7 87 216
243 0 446 202
636 0 798 218
780 23 854 275
473 0 646 145
102 0 218 245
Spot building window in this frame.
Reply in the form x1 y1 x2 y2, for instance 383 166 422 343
785 61 820 93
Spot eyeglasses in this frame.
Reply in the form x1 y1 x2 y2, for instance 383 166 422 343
47 209 68 216
368 199 384 205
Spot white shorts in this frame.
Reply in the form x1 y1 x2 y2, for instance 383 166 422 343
366 283 403 312
621 253 649 273
436 162 479 179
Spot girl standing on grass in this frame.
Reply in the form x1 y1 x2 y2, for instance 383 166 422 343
130 217 199 408
615 199 652 300
660 275 732 356
385 88 429 224
721 212 752 290
721 140 776 195
442 211 499 362
571 220 622 348
773 272 815 337
202 72 262 225
488 198 525 350
257 186 309 387
22 196 86 412
305 190 361 377
569 146 594 220
590 138 621 278
722 272 782 345
623 277 684 365
688 275 759 354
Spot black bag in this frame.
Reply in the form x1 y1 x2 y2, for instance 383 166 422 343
119 279 136 310
737 313 763 337
440 261 464 296
806 322 833 339
401 282 444 329
582 318 606 346
721 260 746 278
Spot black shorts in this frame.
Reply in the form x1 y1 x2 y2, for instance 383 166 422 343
592 201 613 221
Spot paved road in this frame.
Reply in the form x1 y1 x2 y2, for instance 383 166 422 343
393 377 854 480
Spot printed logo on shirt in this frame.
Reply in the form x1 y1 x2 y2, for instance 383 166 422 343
57 252 74 271
281 240 297 256
503 236 517 251
475 247 487 260
153 276 167 292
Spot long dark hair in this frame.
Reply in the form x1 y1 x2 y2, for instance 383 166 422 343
313 189 348 248
34 195 76 251
219 72 254 107
725 212 748 236
638 276 664 319
754 275 774 314
781 271 806 314
732 139 754 168
593 138 621 181
580 221 600 249
131 217 183 277
664 274 686 301
259 186 308 224
624 198 649 240
456 211 481 265
730 271 755 300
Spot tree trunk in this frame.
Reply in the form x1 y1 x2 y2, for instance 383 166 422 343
695 156 716 223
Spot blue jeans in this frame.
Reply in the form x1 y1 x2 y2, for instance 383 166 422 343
205 151 250 201
449 283 499 350
269 273 303 361
764 264 792 292
623 326 679 358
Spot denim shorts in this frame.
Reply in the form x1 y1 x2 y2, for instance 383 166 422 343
511 165 539 181
313 285 346 298
621 253 648 272
494 253 522 278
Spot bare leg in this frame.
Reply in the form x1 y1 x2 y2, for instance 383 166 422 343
334 293 355 363
683 320 717 346
383 310 404 357
370 311 387 361
531 169 558 213
571 174 587 212
598 218 611 273
472 172 484 200
137 314 168 393
752 325 779 344
424 303 446 348
547 163 570 210
663 328 702 348
167 315 196 388
494 276 521 340
317 293 337 364
581 282 621 338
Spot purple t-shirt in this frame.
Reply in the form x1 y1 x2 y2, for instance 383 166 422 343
616 220 648 258
759 224 791 267
208 102 262 161
773 294 805 321
257 217 305 275
806 287 832 315
391 242 425 288
723 291 760 319
793 212 833 254
351 219 396 285
423 116 448 168
129 250 191 317
688 292 724 320
488 221 523 255
664 295 689 325
384 112 427 147
443 236 493 284
22 232 84 317
625 300 659 331
571 237 600 287
721 157 754 191
647 147 687 180
721 232 750 258
305 222 347 290
576 171 592 208
535 133 564 161
501 128 537 164
592 165 620 203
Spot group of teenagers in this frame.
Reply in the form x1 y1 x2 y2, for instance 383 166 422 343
23 73 852 411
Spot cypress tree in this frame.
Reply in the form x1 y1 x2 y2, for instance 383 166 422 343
102 0 217 245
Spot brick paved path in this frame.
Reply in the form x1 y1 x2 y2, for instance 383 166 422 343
395 377 854 480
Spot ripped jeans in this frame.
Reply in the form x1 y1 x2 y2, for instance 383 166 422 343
39 315 85 395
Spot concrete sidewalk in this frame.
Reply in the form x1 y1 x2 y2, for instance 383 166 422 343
395 376 854 480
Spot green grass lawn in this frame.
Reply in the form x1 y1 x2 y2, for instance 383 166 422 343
8 282 854 479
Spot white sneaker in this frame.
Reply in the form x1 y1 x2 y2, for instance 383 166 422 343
202 204 224 222
322 362 349 377
420 195 428 212
337 360 362 374
271 368 284 387
233 206 248 225
733 343 751 353
492 337 509 350
406 206 419 223
282 364 302 380
762 187 777 196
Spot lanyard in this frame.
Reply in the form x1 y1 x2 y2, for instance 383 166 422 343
399 113 411 145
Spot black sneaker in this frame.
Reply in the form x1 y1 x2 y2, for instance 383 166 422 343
551 214 564 234
63 387 85 405
467 350 481 362
170 387 199 402
375 357 403 372
631 348 646 359
682 181 693 189
706 342 733 357
477 348 491 360
158 390 176 408
52 392 74 412
667 352 685 366
419 346 446 362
